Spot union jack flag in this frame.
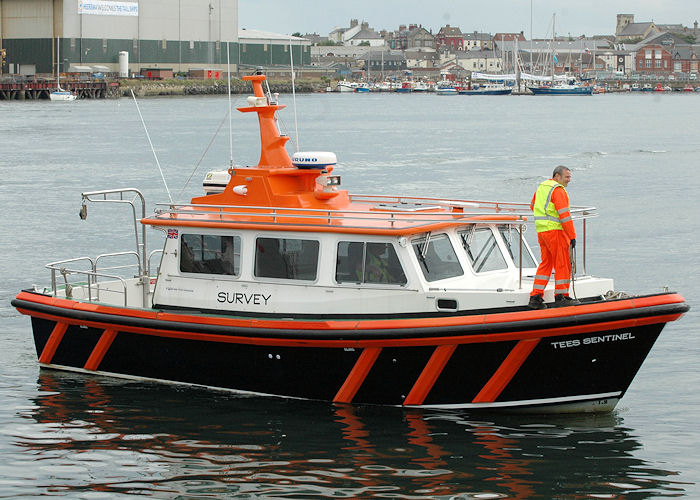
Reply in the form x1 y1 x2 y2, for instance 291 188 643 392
167 228 179 239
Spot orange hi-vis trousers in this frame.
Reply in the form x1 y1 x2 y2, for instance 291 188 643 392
530 229 572 297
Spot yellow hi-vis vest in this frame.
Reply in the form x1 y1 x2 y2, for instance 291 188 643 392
533 179 567 233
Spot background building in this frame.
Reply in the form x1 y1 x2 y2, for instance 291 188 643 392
0 0 310 77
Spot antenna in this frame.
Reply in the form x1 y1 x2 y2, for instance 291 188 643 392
227 43 234 168
289 36 300 151
130 89 173 204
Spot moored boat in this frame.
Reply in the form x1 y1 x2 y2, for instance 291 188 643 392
12 71 689 413
528 82 593 95
458 83 513 96
394 81 413 93
336 80 357 92
49 89 77 101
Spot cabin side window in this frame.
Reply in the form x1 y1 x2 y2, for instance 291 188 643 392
459 227 508 273
254 237 319 280
411 234 463 282
336 241 407 285
180 234 240 276
498 225 537 268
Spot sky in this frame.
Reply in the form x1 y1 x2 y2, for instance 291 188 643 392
238 1 697 39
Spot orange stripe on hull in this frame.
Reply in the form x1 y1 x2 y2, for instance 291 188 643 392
38 322 68 364
333 347 382 403
83 328 118 371
403 344 457 406
472 338 540 403
16 304 683 350
15 290 688 335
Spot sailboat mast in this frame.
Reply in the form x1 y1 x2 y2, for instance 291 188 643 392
551 14 555 82
56 37 60 88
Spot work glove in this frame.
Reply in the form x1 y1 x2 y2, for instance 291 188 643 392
570 238 576 248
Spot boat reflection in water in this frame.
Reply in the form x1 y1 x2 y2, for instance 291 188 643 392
21 372 689 498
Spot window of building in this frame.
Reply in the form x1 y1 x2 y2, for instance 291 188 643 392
161 39 167 50
655 59 662 68
645 59 652 68
459 227 507 273
336 241 407 285
180 234 241 276
255 237 319 280
412 234 463 282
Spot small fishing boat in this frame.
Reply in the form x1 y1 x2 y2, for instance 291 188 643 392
336 80 357 92
394 81 413 93
12 71 688 413
435 81 457 96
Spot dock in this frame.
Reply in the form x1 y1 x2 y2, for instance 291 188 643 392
0 80 119 100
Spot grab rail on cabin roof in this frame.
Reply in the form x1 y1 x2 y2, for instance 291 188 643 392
152 200 597 229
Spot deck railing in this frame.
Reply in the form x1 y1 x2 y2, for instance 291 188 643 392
45 251 142 307
152 195 597 230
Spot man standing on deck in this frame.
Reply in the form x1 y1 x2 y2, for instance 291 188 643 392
528 165 579 309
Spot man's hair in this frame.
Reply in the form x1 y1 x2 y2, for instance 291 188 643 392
552 165 571 178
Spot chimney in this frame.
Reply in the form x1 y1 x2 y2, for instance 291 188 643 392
361 21 369 31
350 19 358 28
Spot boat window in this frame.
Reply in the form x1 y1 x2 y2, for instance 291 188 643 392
411 234 463 282
336 241 407 285
255 237 319 281
180 234 240 276
459 227 508 273
498 225 537 268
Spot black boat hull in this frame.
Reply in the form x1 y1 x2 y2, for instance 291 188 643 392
13 291 688 412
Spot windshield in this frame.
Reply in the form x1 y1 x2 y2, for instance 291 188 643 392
459 227 508 273
498 225 537 268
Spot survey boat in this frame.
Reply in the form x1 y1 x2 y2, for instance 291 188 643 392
12 72 688 413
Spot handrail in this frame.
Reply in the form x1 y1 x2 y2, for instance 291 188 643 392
153 206 530 223
94 251 142 275
45 263 129 306
148 249 163 276
152 198 598 229
81 188 150 307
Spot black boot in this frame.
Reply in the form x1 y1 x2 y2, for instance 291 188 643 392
528 295 547 309
554 295 581 306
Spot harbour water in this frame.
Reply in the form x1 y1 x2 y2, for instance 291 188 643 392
1 91 699 497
